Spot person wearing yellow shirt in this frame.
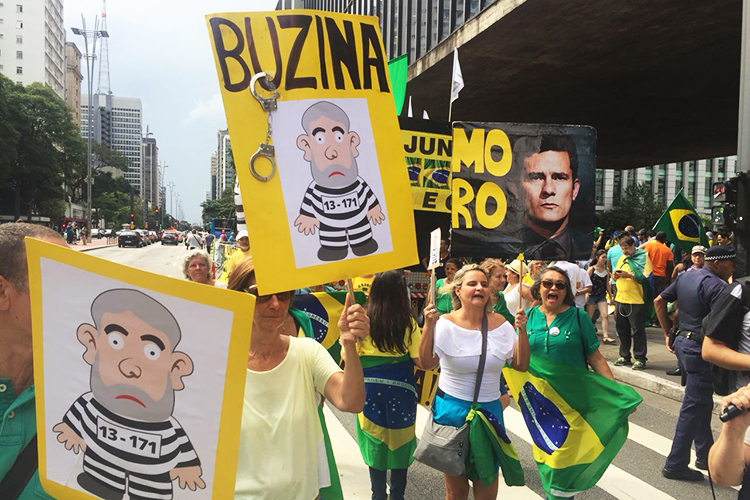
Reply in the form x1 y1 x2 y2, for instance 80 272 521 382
225 229 252 280
352 275 374 297
613 235 653 370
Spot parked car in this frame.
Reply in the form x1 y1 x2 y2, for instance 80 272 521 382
118 231 142 248
161 232 179 245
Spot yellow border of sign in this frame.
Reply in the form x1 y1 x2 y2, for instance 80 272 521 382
206 10 417 294
26 238 254 500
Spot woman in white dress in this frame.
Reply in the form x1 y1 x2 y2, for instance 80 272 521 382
504 260 534 316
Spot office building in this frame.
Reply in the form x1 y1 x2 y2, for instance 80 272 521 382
82 93 143 193
216 130 235 198
64 42 82 125
595 156 737 215
142 134 159 208
210 152 218 200
0 0 65 99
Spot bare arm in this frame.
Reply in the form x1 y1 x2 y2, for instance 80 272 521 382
418 303 440 370
587 349 615 381
520 283 534 304
708 385 750 486
324 297 367 412
510 308 530 372
653 295 673 352
702 337 750 370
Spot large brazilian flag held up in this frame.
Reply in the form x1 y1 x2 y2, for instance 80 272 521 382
652 188 710 254
503 355 642 498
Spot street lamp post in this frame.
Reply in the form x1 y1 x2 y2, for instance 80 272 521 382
160 162 168 228
167 181 175 228
71 17 108 243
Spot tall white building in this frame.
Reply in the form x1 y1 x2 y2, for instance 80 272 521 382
216 130 234 198
0 0 65 98
82 93 143 193
595 156 738 215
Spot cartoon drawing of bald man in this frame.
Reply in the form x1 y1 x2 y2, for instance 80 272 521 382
53 289 204 500
294 101 386 262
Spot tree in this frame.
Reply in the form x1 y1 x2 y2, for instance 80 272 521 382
0 75 87 220
596 183 667 233
201 187 235 223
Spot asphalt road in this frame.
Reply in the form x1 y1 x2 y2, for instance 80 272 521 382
89 244 741 500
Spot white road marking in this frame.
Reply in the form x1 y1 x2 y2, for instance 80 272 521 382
323 405 372 498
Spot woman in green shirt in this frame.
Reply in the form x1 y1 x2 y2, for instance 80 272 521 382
435 258 462 315
526 266 614 378
479 258 514 324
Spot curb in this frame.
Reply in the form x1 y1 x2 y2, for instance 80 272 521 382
608 362 724 414
77 243 118 252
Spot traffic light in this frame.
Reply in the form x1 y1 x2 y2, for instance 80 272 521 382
155 207 159 214
718 173 749 233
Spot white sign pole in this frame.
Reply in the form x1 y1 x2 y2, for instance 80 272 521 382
427 228 441 304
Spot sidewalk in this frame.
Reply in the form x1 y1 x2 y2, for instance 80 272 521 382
595 317 724 412
70 237 118 252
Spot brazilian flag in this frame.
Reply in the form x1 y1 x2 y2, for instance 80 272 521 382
653 189 710 254
292 291 367 363
503 356 642 499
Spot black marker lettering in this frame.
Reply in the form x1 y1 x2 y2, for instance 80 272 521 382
209 17 250 92
360 23 389 92
278 15 317 90
325 18 361 90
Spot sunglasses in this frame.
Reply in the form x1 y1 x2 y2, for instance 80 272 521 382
541 280 566 291
244 285 295 303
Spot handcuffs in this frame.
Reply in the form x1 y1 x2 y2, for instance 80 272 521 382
249 72 279 182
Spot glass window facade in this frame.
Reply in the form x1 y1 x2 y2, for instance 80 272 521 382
595 169 604 205
674 163 683 195
658 165 666 204
613 171 622 205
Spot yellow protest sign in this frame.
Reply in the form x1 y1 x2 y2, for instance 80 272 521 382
401 117 452 213
207 10 417 294
26 239 254 500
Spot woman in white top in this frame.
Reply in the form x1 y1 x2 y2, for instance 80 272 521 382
504 260 534 316
420 264 530 500
227 257 368 500
182 249 227 288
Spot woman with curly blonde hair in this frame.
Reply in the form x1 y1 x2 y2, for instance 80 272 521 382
420 264 529 500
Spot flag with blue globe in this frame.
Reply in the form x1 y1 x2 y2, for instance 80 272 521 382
653 188 710 254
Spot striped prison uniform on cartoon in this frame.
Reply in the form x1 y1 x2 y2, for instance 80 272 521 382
299 177 379 250
62 392 201 500
234 177 247 232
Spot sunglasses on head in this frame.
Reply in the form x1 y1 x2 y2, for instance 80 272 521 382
244 285 295 303
541 280 566 291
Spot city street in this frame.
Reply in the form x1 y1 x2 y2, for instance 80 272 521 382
88 244 739 500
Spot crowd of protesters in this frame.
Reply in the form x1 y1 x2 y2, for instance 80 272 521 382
3 217 749 500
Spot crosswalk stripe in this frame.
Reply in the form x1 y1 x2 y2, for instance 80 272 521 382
627 420 739 490
502 408 679 500
323 405 373 498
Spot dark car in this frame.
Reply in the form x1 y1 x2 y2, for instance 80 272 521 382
118 231 142 248
161 232 179 245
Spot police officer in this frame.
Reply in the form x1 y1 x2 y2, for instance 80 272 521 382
653 245 735 481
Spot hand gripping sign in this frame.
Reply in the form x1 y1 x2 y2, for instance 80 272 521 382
450 123 596 261
207 10 418 294
26 239 254 500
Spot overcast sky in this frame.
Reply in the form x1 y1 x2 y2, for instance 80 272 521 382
64 0 278 223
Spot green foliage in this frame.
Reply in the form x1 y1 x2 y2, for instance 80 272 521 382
595 183 667 233
201 187 235 222
0 75 86 219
